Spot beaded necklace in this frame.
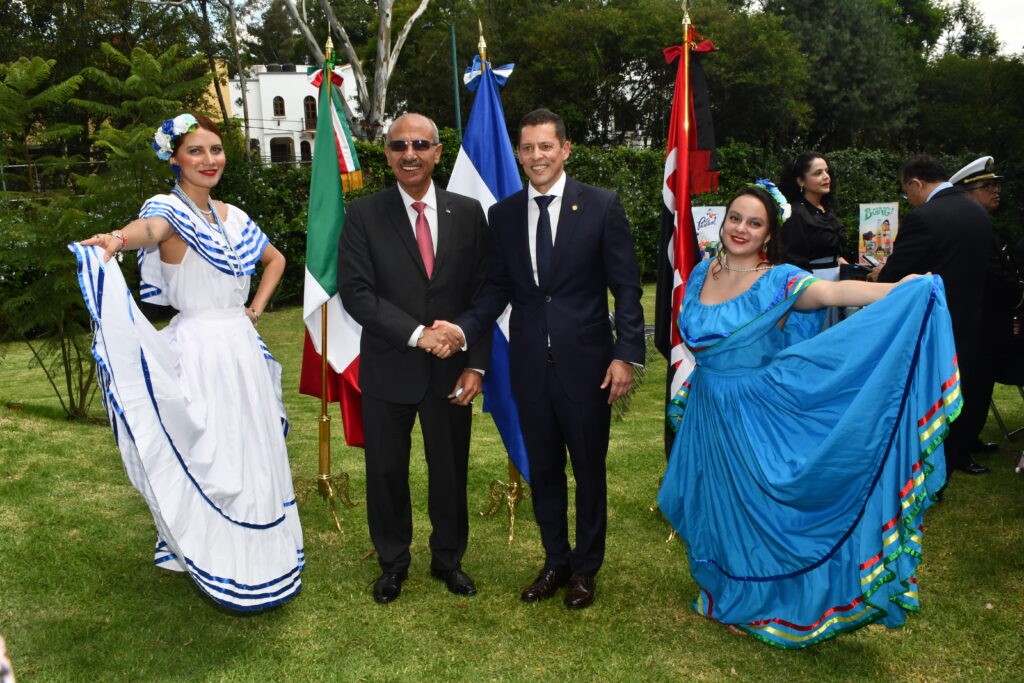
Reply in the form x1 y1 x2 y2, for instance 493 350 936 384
719 252 773 273
171 184 242 277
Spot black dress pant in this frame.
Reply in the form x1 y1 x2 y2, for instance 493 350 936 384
517 362 611 577
946 340 983 472
362 392 471 574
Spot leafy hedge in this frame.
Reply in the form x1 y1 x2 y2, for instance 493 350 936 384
54 132 1021 311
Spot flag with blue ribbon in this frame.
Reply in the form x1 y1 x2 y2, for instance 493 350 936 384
447 54 529 483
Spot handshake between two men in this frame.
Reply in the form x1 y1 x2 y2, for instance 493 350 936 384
416 320 466 359
415 320 479 406
414 318 636 407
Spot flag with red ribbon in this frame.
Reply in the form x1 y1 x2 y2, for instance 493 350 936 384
655 29 719 449
307 65 363 192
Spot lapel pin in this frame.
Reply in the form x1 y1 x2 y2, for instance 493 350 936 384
572 204 579 211
445 207 452 214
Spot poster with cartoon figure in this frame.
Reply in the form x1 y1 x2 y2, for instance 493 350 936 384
692 206 727 261
858 203 899 266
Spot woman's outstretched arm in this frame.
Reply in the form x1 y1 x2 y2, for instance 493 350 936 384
79 216 174 262
793 273 926 311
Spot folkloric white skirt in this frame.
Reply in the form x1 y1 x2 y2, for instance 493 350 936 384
70 244 304 611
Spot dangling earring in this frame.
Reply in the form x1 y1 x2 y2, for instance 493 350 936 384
760 239 769 261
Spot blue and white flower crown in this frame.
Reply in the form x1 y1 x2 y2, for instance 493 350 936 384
752 179 792 222
152 114 199 160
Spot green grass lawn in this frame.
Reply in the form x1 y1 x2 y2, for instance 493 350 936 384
2 293 1023 680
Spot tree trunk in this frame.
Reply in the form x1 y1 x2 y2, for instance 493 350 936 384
198 0 231 131
281 0 431 142
219 0 251 151
280 0 363 138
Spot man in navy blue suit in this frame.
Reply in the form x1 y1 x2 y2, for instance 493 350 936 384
435 109 645 609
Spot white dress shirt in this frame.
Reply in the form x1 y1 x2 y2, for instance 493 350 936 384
401 182 439 348
526 172 567 286
397 181 439 253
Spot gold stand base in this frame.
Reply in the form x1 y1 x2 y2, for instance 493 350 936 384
479 479 531 544
648 501 676 544
294 472 357 535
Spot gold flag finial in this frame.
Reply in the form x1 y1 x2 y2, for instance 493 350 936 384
478 19 487 61
325 36 334 61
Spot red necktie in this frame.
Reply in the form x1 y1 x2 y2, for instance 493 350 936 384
411 201 434 278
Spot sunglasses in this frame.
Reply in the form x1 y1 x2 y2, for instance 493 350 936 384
387 139 435 152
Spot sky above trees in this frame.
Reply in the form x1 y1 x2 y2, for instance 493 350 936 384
974 0 1023 53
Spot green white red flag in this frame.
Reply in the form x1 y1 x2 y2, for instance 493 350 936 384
298 56 364 447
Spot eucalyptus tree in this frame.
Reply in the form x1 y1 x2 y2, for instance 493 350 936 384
279 0 432 141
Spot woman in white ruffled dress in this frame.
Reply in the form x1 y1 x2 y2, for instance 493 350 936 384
72 113 303 611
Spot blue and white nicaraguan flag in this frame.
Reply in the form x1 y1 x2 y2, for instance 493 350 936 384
446 55 530 483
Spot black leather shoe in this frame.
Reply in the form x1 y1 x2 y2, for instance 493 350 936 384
373 571 406 604
956 459 991 475
564 573 596 610
520 568 571 603
972 441 1000 454
431 567 478 596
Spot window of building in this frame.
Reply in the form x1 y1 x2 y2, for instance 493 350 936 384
303 96 317 130
273 96 285 117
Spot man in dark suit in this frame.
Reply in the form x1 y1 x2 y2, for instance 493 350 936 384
338 113 491 603
876 154 993 476
951 156 1023 455
435 109 645 609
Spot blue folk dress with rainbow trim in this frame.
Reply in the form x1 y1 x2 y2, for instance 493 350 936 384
69 193 303 611
657 259 956 648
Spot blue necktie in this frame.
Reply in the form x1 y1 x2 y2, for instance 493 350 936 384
535 195 554 287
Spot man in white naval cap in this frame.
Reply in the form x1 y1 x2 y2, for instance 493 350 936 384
951 155 1003 213
951 155 1023 465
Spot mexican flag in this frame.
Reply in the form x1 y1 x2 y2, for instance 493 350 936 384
298 56 364 447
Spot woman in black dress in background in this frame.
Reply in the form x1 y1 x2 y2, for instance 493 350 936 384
780 152 848 327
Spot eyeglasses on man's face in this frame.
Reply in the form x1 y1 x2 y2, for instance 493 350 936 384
974 181 1001 192
387 139 435 153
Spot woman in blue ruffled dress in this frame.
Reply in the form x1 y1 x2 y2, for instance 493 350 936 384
658 185 957 647
71 113 304 611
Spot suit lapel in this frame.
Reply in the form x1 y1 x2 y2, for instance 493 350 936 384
384 185 430 280
550 176 584 285
432 190 454 279
513 191 538 290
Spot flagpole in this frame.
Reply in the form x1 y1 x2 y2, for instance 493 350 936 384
682 3 692 171
293 35 356 533
663 2 696 544
469 23 530 544
652 1 695 542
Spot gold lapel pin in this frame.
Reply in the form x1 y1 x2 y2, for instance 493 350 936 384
572 204 579 211
444 207 452 214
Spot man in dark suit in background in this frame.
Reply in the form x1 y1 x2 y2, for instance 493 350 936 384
950 156 1024 456
338 113 491 603
877 154 993 476
436 109 645 609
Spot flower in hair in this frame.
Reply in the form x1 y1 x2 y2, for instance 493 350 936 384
752 178 791 222
152 113 199 160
